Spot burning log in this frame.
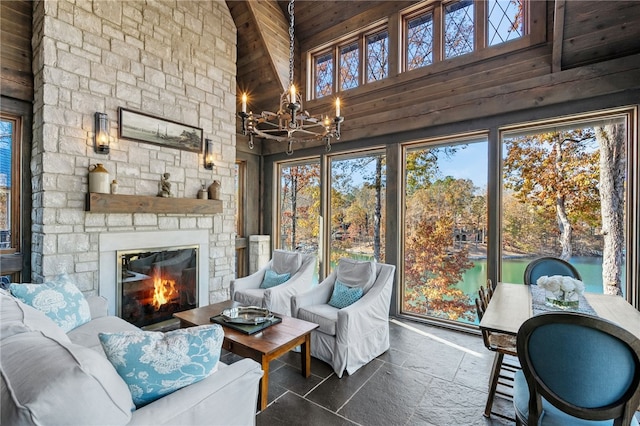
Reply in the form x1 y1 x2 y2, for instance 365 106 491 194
152 273 179 310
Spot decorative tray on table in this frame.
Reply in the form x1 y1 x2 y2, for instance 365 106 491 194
210 306 282 334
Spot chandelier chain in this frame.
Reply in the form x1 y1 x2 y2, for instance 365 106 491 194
288 0 295 89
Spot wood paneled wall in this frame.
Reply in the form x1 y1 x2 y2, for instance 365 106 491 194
0 0 32 101
561 1 640 70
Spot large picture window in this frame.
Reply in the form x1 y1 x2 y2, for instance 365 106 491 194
501 112 630 297
328 150 386 271
401 136 488 324
277 159 321 280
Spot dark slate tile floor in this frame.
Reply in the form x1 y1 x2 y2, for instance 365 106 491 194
221 318 516 425
221 317 640 425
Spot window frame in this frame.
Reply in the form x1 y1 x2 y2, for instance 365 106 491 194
403 5 437 72
235 160 246 238
399 131 489 328
401 0 534 72
338 38 362 92
486 0 528 47
310 23 389 100
308 0 544 101
274 156 322 252
364 27 390 83
312 48 335 99
442 0 476 60
325 147 388 274
497 107 638 299
0 113 22 255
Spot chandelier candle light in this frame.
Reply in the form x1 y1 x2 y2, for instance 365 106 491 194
238 0 344 155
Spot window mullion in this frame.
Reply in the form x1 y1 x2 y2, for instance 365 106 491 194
333 46 339 95
359 35 365 87
433 3 443 63
388 12 401 77
476 0 487 50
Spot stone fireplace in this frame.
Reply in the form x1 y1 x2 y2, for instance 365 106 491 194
99 230 209 320
28 0 237 306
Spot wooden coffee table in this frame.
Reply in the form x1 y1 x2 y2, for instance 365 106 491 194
173 300 318 411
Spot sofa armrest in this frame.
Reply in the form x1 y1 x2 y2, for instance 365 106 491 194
230 262 270 297
86 295 109 319
291 272 336 317
128 358 263 426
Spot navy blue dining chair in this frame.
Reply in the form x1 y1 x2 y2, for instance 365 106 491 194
514 312 640 425
523 256 582 285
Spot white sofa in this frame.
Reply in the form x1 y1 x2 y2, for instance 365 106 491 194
0 292 263 426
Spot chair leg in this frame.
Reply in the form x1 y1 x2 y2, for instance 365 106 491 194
483 352 504 418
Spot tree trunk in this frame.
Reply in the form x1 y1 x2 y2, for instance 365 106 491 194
556 195 572 261
596 124 625 295
554 142 572 261
290 172 298 250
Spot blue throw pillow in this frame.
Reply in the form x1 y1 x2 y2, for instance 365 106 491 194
9 275 91 333
328 280 363 309
99 324 224 407
260 269 291 289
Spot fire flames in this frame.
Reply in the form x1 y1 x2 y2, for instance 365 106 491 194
152 274 178 310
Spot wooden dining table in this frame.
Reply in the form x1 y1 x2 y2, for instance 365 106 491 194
479 282 640 338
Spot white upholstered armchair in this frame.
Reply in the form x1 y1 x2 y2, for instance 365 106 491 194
230 250 316 316
291 259 396 378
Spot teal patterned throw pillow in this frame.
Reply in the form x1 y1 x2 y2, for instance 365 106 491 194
9 275 91 333
328 280 363 309
260 269 291 289
99 324 224 407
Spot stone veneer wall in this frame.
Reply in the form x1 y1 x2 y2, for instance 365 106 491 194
30 0 237 303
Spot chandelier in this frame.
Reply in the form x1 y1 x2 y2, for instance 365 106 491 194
238 0 343 155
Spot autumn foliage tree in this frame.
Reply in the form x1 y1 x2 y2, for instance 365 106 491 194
503 130 600 260
404 147 478 322
404 215 474 321
280 163 320 251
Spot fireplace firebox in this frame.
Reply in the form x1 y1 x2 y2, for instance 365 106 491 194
117 245 198 329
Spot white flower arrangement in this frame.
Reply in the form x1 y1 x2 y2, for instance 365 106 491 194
536 275 585 308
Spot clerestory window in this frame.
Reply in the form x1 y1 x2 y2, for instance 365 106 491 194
311 0 531 97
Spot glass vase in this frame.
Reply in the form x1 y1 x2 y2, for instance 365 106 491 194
545 290 579 310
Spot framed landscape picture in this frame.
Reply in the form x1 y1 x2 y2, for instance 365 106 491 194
118 107 203 153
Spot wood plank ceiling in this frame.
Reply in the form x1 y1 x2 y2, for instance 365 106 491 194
226 0 404 116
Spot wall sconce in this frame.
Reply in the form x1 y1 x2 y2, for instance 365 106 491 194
94 112 110 154
204 138 214 170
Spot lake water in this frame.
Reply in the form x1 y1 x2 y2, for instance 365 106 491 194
329 251 626 324
456 256 626 296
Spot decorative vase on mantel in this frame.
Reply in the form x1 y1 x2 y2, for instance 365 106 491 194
208 180 221 200
88 163 110 194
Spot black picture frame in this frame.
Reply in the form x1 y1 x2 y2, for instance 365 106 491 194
118 107 203 153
